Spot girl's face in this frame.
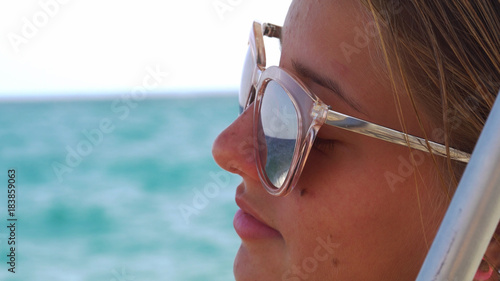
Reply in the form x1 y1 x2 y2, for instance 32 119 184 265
213 0 449 280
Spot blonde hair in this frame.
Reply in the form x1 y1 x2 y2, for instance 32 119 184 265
360 0 500 275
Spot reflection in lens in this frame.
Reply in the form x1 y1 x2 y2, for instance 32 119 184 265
239 47 255 114
259 80 298 188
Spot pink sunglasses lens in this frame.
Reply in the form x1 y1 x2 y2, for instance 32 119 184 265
258 80 299 189
239 47 255 114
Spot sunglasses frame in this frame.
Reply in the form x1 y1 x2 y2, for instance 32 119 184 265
241 21 471 196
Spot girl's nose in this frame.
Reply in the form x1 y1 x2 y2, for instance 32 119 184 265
212 104 259 181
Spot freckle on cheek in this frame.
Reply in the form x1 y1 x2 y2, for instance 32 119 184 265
300 189 307 196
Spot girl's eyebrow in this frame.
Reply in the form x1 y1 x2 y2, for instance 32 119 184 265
292 60 367 116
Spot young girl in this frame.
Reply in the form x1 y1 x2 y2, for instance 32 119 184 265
213 1 500 280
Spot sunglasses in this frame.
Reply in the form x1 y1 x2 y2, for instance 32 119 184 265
239 21 471 196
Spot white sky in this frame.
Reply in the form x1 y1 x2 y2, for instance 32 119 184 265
0 0 292 98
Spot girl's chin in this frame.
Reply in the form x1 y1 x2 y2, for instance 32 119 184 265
233 243 285 281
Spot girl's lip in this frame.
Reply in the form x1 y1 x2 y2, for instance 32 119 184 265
234 198 282 240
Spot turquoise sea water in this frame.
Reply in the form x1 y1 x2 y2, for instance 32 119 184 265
0 95 242 281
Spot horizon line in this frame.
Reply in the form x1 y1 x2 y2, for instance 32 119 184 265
0 89 238 102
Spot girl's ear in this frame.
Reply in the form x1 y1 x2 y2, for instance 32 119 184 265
474 259 493 281
476 223 500 281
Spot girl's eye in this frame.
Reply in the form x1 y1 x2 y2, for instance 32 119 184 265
312 138 336 154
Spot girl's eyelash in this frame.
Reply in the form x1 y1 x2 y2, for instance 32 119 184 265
313 138 336 153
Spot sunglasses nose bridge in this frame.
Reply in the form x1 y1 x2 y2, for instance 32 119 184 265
246 69 263 110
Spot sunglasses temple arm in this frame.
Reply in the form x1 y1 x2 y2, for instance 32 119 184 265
262 23 282 39
325 110 471 163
